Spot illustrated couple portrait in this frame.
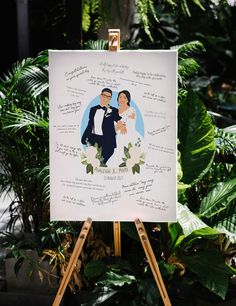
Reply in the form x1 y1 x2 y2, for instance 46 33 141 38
81 87 143 168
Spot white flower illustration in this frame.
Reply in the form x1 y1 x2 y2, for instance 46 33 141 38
89 157 100 168
81 144 103 174
86 146 97 163
119 140 145 174
126 158 135 171
129 146 142 164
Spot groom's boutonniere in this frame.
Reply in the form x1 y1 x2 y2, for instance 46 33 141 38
105 105 112 117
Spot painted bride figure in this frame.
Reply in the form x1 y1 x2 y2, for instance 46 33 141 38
107 90 142 166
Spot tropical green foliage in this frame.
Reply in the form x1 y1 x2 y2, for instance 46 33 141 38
1 39 236 305
82 0 102 34
0 52 49 233
1 2 236 303
178 90 215 184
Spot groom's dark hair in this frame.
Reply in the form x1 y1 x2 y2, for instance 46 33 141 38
101 88 112 96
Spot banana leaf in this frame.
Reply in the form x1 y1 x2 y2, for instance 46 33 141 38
177 203 218 237
178 90 215 184
199 177 236 218
180 248 234 299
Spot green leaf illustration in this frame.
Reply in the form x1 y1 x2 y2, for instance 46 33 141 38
132 164 140 174
86 163 93 174
124 146 131 159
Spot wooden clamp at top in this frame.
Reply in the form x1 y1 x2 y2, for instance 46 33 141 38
108 29 120 51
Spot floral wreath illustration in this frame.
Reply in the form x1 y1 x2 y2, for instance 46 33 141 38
81 138 145 175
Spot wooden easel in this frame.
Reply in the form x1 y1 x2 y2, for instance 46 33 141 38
52 29 171 306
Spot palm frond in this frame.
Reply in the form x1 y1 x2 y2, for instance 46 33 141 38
136 0 159 42
82 1 91 32
213 200 236 243
178 58 200 87
191 0 205 12
224 125 236 133
84 39 108 50
178 58 200 75
16 66 48 98
180 0 191 16
165 0 177 6
22 166 50 202
1 57 48 98
176 0 205 16
82 0 102 33
3 110 49 132
215 126 236 155
35 50 49 65
171 40 205 58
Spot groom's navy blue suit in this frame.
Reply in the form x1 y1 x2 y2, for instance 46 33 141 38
81 105 121 164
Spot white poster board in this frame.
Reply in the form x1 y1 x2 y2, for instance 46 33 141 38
49 50 177 222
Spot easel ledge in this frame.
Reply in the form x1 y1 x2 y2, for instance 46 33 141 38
52 29 171 306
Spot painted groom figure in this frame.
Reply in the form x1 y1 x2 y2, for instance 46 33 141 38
81 88 126 165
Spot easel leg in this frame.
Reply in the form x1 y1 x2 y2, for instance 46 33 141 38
135 219 172 306
113 221 121 256
52 218 92 306
108 29 121 258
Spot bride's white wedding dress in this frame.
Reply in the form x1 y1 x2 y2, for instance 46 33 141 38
107 107 142 167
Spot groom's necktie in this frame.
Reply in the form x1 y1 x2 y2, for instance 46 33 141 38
98 105 106 111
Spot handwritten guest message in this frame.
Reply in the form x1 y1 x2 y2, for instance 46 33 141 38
142 92 167 103
49 50 177 222
57 101 81 115
65 66 89 81
100 61 129 74
120 77 151 87
136 196 168 211
91 191 121 206
144 111 166 119
122 179 154 196
133 70 166 81
62 195 85 207
147 125 171 136
55 143 81 157
148 144 175 154
87 76 121 89
66 86 86 97
61 178 105 191
145 164 171 174
53 124 79 134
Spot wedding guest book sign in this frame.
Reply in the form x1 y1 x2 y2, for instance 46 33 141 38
49 50 177 222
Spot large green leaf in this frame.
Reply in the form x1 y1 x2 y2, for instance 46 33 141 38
168 222 185 249
177 150 191 200
96 271 135 287
178 91 215 184
137 278 160 305
84 260 107 279
121 222 139 241
177 203 218 237
81 286 118 305
181 248 234 299
213 200 236 243
199 178 236 218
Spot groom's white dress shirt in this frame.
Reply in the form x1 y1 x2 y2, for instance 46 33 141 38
93 108 105 135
